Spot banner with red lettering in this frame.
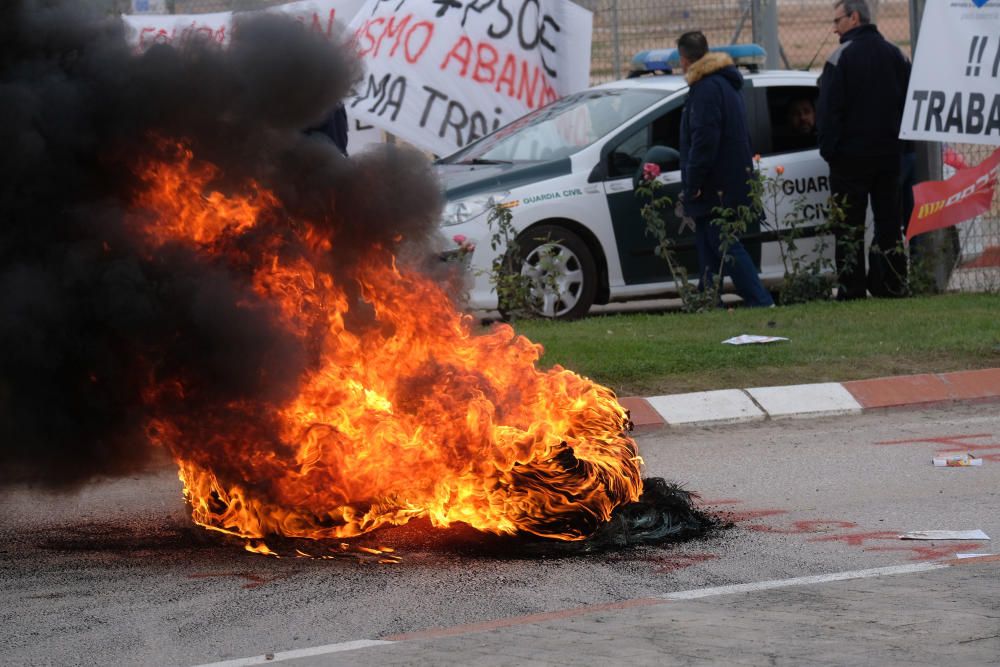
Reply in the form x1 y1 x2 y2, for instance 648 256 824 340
121 1 385 154
122 0 364 51
123 9 232 50
907 147 1000 241
347 0 592 156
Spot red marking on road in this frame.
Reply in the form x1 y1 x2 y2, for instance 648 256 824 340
691 490 996 567
873 433 996 448
188 572 270 589
868 543 985 561
695 498 743 506
807 531 900 547
749 519 858 534
650 553 719 573
934 443 1000 452
726 509 788 523
873 432 1000 461
724 509 789 524
696 498 789 526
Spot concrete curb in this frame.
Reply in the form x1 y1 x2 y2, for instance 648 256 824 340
621 368 1000 431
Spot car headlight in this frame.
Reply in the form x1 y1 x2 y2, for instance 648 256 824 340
441 192 509 227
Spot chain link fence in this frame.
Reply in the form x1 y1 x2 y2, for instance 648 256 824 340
580 0 912 81
577 1 748 81
944 143 1000 292
114 0 999 292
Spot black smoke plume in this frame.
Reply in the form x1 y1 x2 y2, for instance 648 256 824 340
0 0 443 489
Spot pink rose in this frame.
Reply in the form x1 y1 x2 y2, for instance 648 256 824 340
642 162 661 181
775 165 785 176
452 234 467 245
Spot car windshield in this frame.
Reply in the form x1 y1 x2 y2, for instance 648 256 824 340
439 88 668 164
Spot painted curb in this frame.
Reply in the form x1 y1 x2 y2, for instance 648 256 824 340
623 368 1000 430
745 382 861 419
647 389 765 425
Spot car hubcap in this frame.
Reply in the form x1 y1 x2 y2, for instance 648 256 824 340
522 242 585 318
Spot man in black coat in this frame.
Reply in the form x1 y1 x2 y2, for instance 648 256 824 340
678 31 773 308
818 0 910 299
307 103 349 156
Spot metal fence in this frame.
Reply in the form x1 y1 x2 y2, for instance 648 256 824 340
580 0 912 81
119 0 999 292
126 0 915 77
579 1 748 81
944 143 1000 293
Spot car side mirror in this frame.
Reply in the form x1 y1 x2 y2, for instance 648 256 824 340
633 145 681 189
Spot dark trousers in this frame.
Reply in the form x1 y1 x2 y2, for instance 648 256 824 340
829 156 907 299
694 215 774 308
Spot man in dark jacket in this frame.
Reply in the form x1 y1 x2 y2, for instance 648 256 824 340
678 31 772 308
818 0 910 299
307 103 349 155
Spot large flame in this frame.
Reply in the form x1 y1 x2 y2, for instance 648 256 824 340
133 142 642 546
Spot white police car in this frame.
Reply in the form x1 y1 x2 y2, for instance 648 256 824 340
436 45 833 318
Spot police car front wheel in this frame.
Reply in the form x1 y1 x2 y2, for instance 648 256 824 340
515 225 597 320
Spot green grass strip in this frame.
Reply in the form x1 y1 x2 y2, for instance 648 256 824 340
507 293 1000 397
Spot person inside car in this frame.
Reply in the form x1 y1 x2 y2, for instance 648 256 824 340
788 96 816 136
774 96 818 152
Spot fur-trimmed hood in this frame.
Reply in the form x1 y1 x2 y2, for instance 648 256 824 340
685 52 738 85
678 50 753 220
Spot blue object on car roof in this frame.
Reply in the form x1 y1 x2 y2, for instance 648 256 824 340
630 43 767 74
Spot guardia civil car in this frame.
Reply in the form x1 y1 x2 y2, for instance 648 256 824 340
436 45 833 318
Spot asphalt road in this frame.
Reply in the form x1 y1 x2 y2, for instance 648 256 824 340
2 402 998 666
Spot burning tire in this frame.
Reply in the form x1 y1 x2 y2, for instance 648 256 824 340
513 224 597 320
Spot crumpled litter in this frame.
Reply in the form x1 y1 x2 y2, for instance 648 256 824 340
722 334 789 345
899 530 990 541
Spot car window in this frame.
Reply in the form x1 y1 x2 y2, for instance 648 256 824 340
742 85 770 155
605 104 684 179
766 86 819 154
438 88 668 164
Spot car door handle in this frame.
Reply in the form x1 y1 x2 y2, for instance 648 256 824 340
608 181 632 192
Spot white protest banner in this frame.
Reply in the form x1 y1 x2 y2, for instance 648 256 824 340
346 116 386 154
900 0 1000 145
269 0 366 37
121 1 382 154
346 0 592 156
267 0 381 153
123 10 233 50
121 0 365 52
270 0 386 154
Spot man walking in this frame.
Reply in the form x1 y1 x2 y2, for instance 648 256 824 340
818 0 910 299
677 31 773 308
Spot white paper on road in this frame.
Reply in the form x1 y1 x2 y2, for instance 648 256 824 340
899 530 990 541
722 335 789 345
932 453 983 467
